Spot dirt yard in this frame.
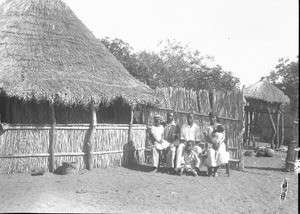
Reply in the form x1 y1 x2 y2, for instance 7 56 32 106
0 149 298 214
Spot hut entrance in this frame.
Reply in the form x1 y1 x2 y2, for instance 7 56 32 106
0 94 9 123
244 104 282 149
243 78 290 149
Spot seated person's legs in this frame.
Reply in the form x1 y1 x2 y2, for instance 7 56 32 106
151 147 159 168
184 164 197 176
166 146 176 170
175 143 185 169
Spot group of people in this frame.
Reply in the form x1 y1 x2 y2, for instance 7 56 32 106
148 112 229 177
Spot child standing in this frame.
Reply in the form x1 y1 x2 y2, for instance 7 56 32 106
177 140 200 176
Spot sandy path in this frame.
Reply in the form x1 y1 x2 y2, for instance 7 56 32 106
0 150 298 213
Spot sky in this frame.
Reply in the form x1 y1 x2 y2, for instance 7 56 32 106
1 0 299 87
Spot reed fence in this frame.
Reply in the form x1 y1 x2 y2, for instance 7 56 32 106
1 87 244 173
137 87 244 169
0 124 146 174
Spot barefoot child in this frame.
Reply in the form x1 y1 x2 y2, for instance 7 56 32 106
177 140 200 176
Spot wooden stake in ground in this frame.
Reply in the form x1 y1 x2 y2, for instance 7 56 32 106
276 110 280 149
127 105 135 165
267 108 276 149
85 100 97 170
280 112 284 147
48 104 56 172
286 119 299 172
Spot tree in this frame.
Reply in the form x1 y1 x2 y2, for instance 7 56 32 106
101 37 240 92
138 39 240 91
267 57 299 112
100 37 153 86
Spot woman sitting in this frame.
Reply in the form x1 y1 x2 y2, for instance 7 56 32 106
203 113 229 177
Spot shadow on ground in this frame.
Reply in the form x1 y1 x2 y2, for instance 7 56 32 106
123 164 210 176
123 164 158 173
244 166 286 172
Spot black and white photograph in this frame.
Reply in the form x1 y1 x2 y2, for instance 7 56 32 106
0 0 298 213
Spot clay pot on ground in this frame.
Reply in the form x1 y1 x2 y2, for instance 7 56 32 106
265 148 275 157
54 162 78 175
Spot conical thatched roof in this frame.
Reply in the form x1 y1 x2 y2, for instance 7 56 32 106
0 0 157 106
244 77 290 104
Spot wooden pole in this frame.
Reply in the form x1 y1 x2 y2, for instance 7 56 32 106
286 120 298 172
244 111 248 147
249 111 253 147
280 112 284 147
85 100 97 170
128 105 134 143
251 112 260 147
275 110 280 149
127 105 134 165
267 108 276 149
48 104 56 172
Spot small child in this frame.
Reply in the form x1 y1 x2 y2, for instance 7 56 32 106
211 125 225 151
177 140 200 176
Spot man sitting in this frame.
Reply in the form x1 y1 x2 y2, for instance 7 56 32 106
163 112 180 174
149 114 171 171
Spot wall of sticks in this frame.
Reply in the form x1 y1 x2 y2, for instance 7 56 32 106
0 87 244 173
0 124 146 174
136 87 244 169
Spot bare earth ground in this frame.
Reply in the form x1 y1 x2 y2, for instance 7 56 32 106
0 149 298 214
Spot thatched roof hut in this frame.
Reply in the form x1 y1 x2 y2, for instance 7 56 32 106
243 77 290 149
0 0 157 107
244 77 290 106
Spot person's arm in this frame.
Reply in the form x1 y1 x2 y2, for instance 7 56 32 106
194 152 200 168
180 125 186 144
194 125 201 145
160 126 165 143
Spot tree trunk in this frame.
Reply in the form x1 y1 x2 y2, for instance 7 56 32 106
244 111 248 146
267 108 276 149
252 112 260 147
128 105 135 165
48 104 56 172
85 101 97 170
286 141 298 172
249 111 253 147
280 112 284 147
276 111 280 149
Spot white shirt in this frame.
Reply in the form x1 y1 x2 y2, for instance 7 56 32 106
180 123 200 142
181 150 200 168
150 125 164 141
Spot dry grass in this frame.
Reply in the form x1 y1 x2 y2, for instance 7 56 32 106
0 0 156 106
244 78 290 104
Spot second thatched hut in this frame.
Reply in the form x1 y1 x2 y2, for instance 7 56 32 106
243 77 290 149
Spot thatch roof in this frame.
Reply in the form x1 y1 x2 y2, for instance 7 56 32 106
0 0 157 106
244 77 290 104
